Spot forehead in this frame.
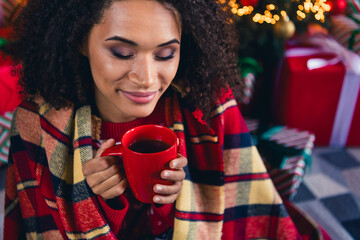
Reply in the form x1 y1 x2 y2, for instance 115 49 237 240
93 0 181 44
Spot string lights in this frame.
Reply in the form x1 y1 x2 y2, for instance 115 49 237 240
219 0 254 16
296 0 330 22
220 0 331 24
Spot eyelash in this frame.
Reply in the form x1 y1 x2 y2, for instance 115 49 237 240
155 53 175 61
111 50 133 60
111 50 175 61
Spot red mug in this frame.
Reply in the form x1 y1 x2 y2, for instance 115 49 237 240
101 124 178 203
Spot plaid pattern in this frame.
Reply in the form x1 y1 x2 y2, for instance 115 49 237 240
4 88 324 239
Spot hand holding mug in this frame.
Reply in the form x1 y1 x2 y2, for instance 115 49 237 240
82 139 128 200
153 153 187 204
100 124 187 203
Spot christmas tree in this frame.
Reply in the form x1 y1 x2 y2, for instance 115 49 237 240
218 0 346 128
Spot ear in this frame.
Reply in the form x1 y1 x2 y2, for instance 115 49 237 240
78 37 89 57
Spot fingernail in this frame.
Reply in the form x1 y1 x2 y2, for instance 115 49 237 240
163 171 170 178
154 197 161 203
156 185 163 192
171 161 177 168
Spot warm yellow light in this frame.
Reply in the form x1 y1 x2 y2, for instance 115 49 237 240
324 4 330 11
253 13 261 22
266 4 275 10
231 7 237 14
304 2 312 12
271 19 276 24
297 10 306 18
274 14 280 21
265 10 272 17
238 9 245 15
281 10 287 16
298 5 304 10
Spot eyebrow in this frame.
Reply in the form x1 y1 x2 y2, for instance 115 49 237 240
105 36 180 47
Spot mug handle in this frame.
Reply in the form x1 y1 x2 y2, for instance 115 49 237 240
100 144 123 157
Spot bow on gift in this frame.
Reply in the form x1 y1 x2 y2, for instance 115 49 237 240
286 36 360 147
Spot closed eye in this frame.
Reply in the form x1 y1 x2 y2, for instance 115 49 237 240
112 50 133 60
111 46 134 60
155 48 175 61
155 54 175 61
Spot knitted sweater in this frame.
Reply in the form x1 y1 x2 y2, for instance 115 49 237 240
4 88 320 239
99 97 174 239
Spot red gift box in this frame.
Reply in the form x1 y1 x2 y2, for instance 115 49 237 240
0 65 21 114
273 47 360 146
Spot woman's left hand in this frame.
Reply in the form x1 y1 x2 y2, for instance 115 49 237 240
153 153 187 204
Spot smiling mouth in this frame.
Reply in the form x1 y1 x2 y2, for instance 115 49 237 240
120 90 157 104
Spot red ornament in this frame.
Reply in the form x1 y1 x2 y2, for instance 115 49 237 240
240 0 259 7
327 0 347 15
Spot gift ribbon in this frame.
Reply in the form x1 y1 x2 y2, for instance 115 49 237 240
284 46 360 146
330 70 360 146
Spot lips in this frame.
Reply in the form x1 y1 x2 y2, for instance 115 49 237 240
121 90 157 104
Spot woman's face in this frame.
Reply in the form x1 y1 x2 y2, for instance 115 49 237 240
82 0 181 122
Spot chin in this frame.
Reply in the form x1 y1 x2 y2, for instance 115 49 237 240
122 98 159 120
130 107 155 119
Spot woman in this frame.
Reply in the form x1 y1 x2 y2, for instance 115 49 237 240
3 0 323 239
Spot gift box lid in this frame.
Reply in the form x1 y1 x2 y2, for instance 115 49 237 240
258 126 315 168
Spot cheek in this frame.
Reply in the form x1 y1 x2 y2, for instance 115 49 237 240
162 60 180 84
89 54 107 82
90 57 127 85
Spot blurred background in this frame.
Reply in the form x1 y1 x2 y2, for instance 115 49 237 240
0 0 359 239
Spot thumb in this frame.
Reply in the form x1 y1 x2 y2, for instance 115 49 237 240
95 138 116 158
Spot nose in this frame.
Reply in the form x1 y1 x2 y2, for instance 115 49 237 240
129 55 156 88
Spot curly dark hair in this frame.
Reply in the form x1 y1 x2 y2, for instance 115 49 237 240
4 0 240 121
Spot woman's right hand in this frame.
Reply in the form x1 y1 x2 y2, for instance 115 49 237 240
82 139 127 200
